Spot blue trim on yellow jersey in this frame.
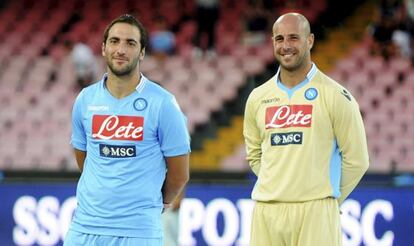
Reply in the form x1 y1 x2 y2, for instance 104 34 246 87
329 140 342 198
276 63 318 99
277 77 309 99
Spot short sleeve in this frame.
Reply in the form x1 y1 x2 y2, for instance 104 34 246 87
158 96 191 157
71 91 87 151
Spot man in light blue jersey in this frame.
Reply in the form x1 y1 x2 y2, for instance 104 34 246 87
64 14 190 246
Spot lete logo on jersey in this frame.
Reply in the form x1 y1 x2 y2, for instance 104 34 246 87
265 105 312 129
92 115 144 141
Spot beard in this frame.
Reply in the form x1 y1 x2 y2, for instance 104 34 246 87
107 56 139 76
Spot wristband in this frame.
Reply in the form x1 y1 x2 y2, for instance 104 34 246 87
163 203 173 209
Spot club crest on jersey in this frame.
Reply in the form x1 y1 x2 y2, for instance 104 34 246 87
265 105 312 129
271 132 303 146
92 115 144 141
133 98 148 111
304 88 318 100
100 144 136 158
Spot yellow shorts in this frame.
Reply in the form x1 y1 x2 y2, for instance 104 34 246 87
250 198 342 246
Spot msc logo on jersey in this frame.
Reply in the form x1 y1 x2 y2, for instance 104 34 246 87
265 105 312 129
100 144 136 158
304 88 318 100
271 132 303 146
92 115 144 141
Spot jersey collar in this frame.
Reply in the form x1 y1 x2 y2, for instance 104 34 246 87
135 74 148 93
275 63 318 99
101 73 148 94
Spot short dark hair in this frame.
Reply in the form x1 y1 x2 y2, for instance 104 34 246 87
103 14 148 50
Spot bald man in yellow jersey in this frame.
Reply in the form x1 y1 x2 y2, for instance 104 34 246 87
243 13 369 246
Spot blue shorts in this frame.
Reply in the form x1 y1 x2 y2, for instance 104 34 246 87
64 230 163 246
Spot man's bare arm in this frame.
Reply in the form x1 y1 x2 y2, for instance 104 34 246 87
162 154 190 206
74 149 86 172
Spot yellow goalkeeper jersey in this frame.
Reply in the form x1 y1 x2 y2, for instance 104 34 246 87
243 64 369 204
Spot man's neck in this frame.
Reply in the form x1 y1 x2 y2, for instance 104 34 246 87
279 62 312 89
106 72 141 99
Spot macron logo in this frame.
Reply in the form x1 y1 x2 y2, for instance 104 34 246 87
88 105 109 111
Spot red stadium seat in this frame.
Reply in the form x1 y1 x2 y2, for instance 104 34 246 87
335 58 360 76
363 56 385 75
388 57 412 76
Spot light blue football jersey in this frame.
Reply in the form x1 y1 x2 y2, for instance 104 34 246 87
70 74 191 238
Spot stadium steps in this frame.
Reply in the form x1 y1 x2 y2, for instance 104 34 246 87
313 0 375 72
190 1 375 171
190 116 244 170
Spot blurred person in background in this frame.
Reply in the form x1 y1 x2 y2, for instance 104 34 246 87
150 16 176 63
193 0 219 58
242 0 271 46
367 14 398 60
405 0 414 60
64 14 190 246
243 13 369 245
64 40 98 89
392 0 414 59
367 0 414 60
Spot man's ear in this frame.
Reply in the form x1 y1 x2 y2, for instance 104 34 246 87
308 33 314 50
102 42 106 57
139 47 146 60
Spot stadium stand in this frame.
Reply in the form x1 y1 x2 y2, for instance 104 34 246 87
219 0 414 174
0 0 413 175
0 0 273 171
